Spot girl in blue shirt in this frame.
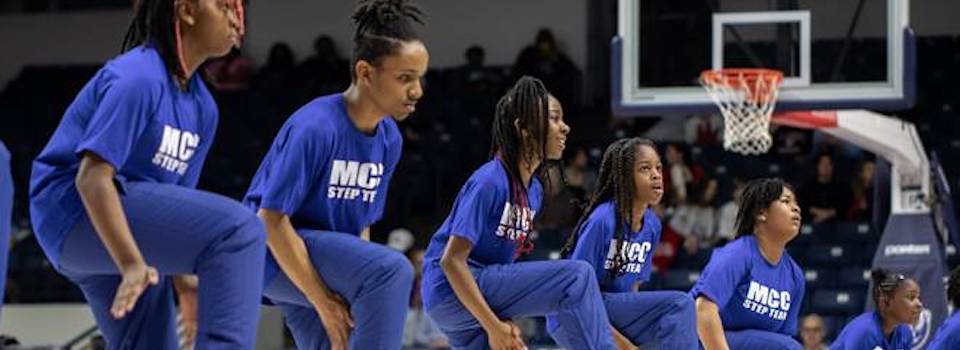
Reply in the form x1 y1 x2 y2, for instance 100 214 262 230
691 178 806 350
243 1 426 349
29 1 265 349
422 77 616 350
830 269 922 350
928 266 960 350
546 138 697 349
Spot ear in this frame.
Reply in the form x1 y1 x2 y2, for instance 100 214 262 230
757 209 768 223
176 0 198 26
354 60 374 86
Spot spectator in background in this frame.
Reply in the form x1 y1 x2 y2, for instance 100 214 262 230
670 177 719 254
846 159 875 221
800 314 829 350
296 35 350 101
684 114 722 146
800 154 850 224
256 42 297 100
451 45 501 103
513 28 581 113
716 177 744 243
664 143 695 206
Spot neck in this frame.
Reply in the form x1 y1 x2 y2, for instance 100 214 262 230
880 313 900 338
517 155 541 189
754 229 785 265
176 37 206 90
344 84 385 134
630 200 649 232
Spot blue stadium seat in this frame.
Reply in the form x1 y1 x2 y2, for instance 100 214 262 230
834 221 876 244
805 244 855 267
804 268 838 290
811 289 866 315
837 267 871 289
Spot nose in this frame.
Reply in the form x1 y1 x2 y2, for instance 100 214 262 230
560 119 570 135
409 78 424 101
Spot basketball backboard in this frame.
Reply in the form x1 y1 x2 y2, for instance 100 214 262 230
612 0 915 116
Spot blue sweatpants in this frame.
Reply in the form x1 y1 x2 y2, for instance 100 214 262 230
58 181 266 350
723 329 802 350
0 141 12 325
425 260 616 350
264 230 414 350
547 290 698 349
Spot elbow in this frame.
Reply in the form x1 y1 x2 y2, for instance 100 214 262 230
439 254 459 275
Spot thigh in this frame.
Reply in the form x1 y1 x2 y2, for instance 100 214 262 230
60 181 259 275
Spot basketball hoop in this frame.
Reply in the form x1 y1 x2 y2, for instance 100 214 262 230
700 68 784 155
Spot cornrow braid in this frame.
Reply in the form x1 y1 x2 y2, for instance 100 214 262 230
871 268 907 308
351 0 424 78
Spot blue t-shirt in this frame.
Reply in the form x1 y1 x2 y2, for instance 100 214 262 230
421 159 543 308
830 311 913 350
29 45 218 266
689 235 805 335
243 93 402 284
927 310 960 350
568 201 660 293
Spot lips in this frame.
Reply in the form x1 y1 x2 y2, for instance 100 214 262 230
403 102 417 113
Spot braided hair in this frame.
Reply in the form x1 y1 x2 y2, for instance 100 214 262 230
561 138 657 276
122 0 245 80
490 76 555 257
871 268 908 309
351 0 424 79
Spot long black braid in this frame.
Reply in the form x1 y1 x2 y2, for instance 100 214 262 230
561 137 657 276
490 76 553 256
351 0 424 79
121 0 183 79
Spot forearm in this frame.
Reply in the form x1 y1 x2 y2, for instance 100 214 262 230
440 256 501 330
696 297 730 350
75 154 144 270
258 209 334 304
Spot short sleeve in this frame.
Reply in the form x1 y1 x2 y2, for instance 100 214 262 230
258 124 329 216
689 244 750 308
75 73 158 169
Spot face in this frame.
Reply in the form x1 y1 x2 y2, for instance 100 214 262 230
633 144 664 205
817 155 834 180
800 316 825 347
544 95 570 160
759 186 802 242
180 0 242 58
883 279 924 325
359 40 429 122
860 161 876 184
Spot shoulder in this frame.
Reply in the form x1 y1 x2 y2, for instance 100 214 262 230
102 46 168 91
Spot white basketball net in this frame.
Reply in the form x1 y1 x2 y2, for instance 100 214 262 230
700 69 783 155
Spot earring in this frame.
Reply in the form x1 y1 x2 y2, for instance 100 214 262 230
759 216 767 222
